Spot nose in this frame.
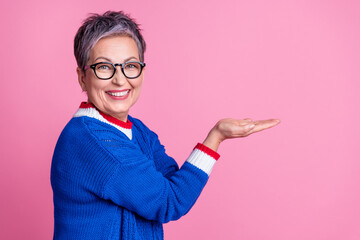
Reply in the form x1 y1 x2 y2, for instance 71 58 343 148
111 66 127 85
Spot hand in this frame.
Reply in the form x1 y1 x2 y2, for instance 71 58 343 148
203 118 281 151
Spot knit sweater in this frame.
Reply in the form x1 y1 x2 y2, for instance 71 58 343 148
51 102 220 240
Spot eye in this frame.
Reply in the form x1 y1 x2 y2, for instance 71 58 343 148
95 63 113 72
99 65 109 69
124 62 140 70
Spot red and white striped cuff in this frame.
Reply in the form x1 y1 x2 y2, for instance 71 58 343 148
186 143 220 176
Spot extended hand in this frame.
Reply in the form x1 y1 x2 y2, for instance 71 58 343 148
203 118 281 151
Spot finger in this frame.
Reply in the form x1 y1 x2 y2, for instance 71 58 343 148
252 119 280 133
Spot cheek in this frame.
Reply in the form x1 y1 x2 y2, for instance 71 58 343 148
87 78 106 92
134 78 143 90
131 79 143 102
134 81 143 98
85 79 108 100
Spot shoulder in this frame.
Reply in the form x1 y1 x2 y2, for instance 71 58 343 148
57 117 88 143
56 116 131 153
53 116 141 168
58 116 122 139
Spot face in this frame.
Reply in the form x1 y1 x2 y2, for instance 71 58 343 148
77 36 144 122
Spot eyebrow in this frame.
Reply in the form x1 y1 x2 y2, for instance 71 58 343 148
94 56 139 63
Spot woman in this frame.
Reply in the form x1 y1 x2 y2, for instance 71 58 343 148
51 11 280 239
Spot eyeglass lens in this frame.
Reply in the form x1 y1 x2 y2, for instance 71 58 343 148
95 62 142 79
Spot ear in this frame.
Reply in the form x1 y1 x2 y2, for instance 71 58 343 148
77 67 87 91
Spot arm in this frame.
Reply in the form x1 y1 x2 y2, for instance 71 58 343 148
101 141 218 223
150 132 179 179
100 118 279 223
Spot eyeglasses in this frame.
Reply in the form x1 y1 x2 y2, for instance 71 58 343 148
84 61 146 80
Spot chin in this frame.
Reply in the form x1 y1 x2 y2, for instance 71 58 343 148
109 105 130 116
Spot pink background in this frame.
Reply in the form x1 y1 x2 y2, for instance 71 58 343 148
1 0 359 239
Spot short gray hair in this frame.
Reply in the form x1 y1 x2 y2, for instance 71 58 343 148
74 11 146 71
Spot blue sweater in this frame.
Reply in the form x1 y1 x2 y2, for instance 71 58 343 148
51 103 219 239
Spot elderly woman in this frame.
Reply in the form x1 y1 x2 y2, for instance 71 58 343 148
51 11 280 239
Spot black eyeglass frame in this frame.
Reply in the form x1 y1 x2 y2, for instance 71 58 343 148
84 61 146 80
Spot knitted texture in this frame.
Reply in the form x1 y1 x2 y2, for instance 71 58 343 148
51 103 219 239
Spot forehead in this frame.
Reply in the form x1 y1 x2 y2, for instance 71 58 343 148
90 36 139 62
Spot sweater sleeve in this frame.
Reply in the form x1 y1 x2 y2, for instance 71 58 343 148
150 132 179 179
129 117 180 178
82 117 219 223
103 150 210 223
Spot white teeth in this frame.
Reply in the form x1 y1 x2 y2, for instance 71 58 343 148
107 90 129 97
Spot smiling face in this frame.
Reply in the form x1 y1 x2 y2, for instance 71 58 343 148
77 35 144 122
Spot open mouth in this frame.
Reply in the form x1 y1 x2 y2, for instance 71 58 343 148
106 90 130 97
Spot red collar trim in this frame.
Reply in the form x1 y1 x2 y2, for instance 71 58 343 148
79 102 132 129
79 102 95 108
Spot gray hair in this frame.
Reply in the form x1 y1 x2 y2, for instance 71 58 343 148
74 11 146 71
